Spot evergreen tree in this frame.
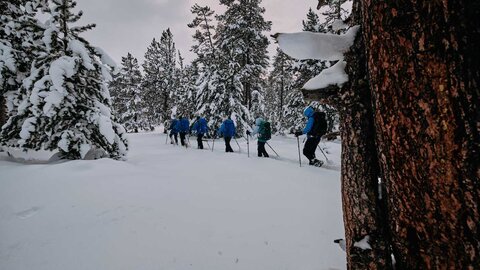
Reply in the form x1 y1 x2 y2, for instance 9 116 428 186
142 38 162 127
188 4 220 131
266 48 296 134
0 0 128 160
173 51 198 120
0 0 47 126
110 53 145 133
213 0 272 134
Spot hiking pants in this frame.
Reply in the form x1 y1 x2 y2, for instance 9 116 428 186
180 132 187 146
257 142 269 157
170 132 178 144
197 133 204 149
224 137 234 152
303 136 321 161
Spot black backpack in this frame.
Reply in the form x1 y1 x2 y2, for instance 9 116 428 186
258 121 272 141
308 112 328 137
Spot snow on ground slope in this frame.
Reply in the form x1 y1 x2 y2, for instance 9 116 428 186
0 132 345 270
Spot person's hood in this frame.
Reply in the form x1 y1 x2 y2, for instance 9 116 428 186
304 107 314 117
255 118 264 126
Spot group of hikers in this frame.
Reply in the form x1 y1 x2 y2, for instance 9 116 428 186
166 106 328 167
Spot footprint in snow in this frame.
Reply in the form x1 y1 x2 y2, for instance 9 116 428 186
16 207 41 219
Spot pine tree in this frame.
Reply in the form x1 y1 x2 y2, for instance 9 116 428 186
142 38 162 127
110 53 145 133
0 0 128 160
266 48 296 133
188 4 220 130
0 0 47 127
213 0 272 134
173 51 198 120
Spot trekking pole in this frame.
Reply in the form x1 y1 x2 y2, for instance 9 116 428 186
317 145 329 162
297 136 302 167
266 142 280 157
165 131 169 145
246 135 250 158
212 137 215 152
234 138 242 153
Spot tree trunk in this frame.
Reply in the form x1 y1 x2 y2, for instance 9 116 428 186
0 95 6 127
360 0 480 268
302 2 391 268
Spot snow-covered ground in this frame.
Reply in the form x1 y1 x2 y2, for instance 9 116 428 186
0 132 345 270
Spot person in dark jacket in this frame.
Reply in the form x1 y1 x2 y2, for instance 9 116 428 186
178 116 190 147
192 116 209 149
247 117 269 157
168 118 179 144
295 106 326 167
218 117 236 152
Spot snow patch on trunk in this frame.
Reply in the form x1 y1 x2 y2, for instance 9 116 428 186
354 235 372 250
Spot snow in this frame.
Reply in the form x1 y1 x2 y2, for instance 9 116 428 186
98 115 116 144
276 26 360 61
303 61 349 90
0 132 346 270
95 46 118 69
0 43 16 74
49 56 76 94
353 235 372 250
68 40 95 70
19 117 36 141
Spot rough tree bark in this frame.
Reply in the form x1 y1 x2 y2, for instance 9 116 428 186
360 0 480 268
0 96 5 127
302 2 391 268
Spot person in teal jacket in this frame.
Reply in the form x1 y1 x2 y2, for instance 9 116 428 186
247 117 270 157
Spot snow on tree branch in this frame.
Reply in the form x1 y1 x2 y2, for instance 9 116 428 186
275 25 359 61
303 60 348 90
274 25 359 91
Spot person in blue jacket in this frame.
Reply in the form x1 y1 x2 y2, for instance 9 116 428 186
295 106 327 167
168 118 179 145
218 116 236 152
178 116 190 147
192 116 209 149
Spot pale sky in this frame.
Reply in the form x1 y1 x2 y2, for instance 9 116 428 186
74 0 317 66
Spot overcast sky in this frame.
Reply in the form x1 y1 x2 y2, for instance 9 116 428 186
74 0 317 66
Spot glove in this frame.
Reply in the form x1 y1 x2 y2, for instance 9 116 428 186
246 130 251 136
294 131 303 137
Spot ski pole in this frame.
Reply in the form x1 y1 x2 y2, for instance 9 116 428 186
266 142 280 157
165 130 169 144
297 136 302 167
234 138 242 153
212 137 215 152
317 145 329 162
247 135 250 158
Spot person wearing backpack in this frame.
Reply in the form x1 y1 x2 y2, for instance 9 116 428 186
192 116 209 149
218 116 236 152
247 117 271 157
168 118 179 145
178 116 190 147
294 106 328 167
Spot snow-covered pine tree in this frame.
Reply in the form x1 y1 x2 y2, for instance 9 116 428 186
110 53 145 133
173 51 198 120
265 48 296 134
142 29 177 127
0 0 46 127
0 0 128 160
188 4 220 131
213 0 272 134
142 38 163 128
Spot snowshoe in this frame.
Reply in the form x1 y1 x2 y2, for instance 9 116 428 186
309 159 324 167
